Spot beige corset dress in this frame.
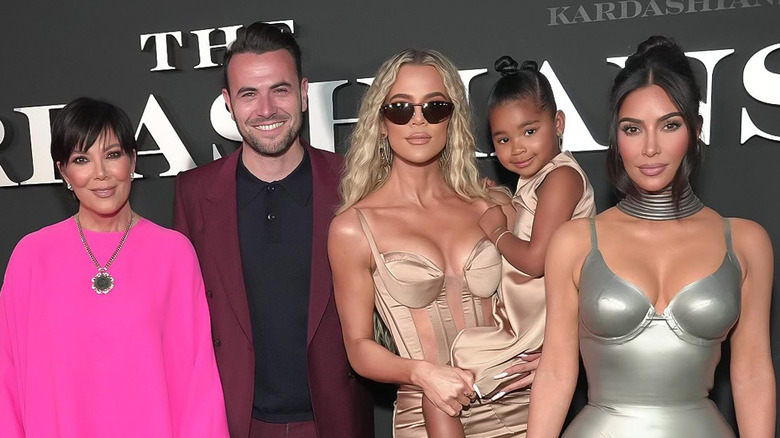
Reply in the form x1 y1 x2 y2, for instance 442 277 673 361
451 152 596 419
356 209 529 438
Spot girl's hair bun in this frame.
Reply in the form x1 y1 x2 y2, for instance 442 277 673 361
520 60 539 71
494 55 520 77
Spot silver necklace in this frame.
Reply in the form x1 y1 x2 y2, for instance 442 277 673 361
75 213 135 294
616 182 703 220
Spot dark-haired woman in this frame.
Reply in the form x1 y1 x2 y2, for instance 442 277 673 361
527 36 775 437
0 97 229 438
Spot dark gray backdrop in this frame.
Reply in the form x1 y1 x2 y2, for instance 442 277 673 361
1 1 778 436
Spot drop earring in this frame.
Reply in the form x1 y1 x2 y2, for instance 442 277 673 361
379 137 391 167
439 142 450 164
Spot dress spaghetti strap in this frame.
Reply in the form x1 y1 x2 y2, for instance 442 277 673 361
588 216 599 250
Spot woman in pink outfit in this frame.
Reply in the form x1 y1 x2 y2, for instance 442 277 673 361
0 97 229 438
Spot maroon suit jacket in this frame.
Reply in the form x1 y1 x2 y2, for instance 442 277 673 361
173 144 373 438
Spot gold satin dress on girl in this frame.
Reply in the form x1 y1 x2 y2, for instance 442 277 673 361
451 152 596 435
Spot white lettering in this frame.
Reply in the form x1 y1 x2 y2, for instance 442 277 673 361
458 69 489 103
540 62 607 152
549 6 573 25
740 107 780 143
605 55 628 68
743 43 780 105
595 2 619 20
0 168 13 188
686 49 734 143
269 20 296 34
621 0 644 17
210 94 241 141
139 31 183 72
687 0 714 11
0 119 14 187
307 80 350 153
191 25 242 69
135 95 196 176
14 104 66 185
454 69 491 156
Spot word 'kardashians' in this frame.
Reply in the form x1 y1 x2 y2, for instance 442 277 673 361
548 0 778 26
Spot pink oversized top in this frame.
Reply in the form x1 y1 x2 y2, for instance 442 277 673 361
0 217 229 437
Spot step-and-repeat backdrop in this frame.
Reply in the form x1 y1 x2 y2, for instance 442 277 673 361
1 1 778 434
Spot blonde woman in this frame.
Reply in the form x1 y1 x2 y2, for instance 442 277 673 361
329 49 530 438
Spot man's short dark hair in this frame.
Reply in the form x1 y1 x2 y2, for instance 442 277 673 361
223 22 302 91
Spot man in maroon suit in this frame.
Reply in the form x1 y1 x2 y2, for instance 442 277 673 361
173 22 373 438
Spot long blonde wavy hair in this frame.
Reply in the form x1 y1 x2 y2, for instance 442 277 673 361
338 49 486 213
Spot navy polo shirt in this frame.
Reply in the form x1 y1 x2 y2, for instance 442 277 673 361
236 151 314 423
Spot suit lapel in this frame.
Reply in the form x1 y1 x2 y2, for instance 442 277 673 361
205 148 253 343
306 146 341 346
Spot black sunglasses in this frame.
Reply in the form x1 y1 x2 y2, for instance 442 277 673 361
380 101 454 125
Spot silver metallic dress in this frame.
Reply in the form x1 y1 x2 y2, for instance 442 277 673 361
563 217 740 437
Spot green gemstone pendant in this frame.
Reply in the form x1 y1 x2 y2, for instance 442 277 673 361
91 270 115 294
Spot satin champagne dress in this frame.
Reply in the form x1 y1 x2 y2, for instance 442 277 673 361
356 210 527 438
450 152 596 431
563 217 740 437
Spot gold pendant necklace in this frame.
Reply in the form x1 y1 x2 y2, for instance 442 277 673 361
75 213 135 294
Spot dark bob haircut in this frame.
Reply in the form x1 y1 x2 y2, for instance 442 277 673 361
50 97 138 167
222 21 302 91
487 56 557 116
606 35 703 205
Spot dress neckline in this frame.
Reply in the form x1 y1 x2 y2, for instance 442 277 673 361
591 249 730 316
355 209 495 276
585 216 740 316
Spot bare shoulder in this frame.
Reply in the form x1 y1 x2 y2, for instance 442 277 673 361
728 217 774 263
545 165 582 187
538 166 585 201
329 207 374 269
548 217 592 259
729 217 771 242
329 207 365 243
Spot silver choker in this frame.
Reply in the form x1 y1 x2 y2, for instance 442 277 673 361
616 183 703 220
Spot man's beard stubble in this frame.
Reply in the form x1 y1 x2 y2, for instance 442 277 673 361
240 116 302 158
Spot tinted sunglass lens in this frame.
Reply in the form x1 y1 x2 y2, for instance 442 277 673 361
381 102 453 124
382 103 414 124
422 102 454 124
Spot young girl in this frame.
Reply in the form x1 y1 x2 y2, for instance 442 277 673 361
421 56 596 437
